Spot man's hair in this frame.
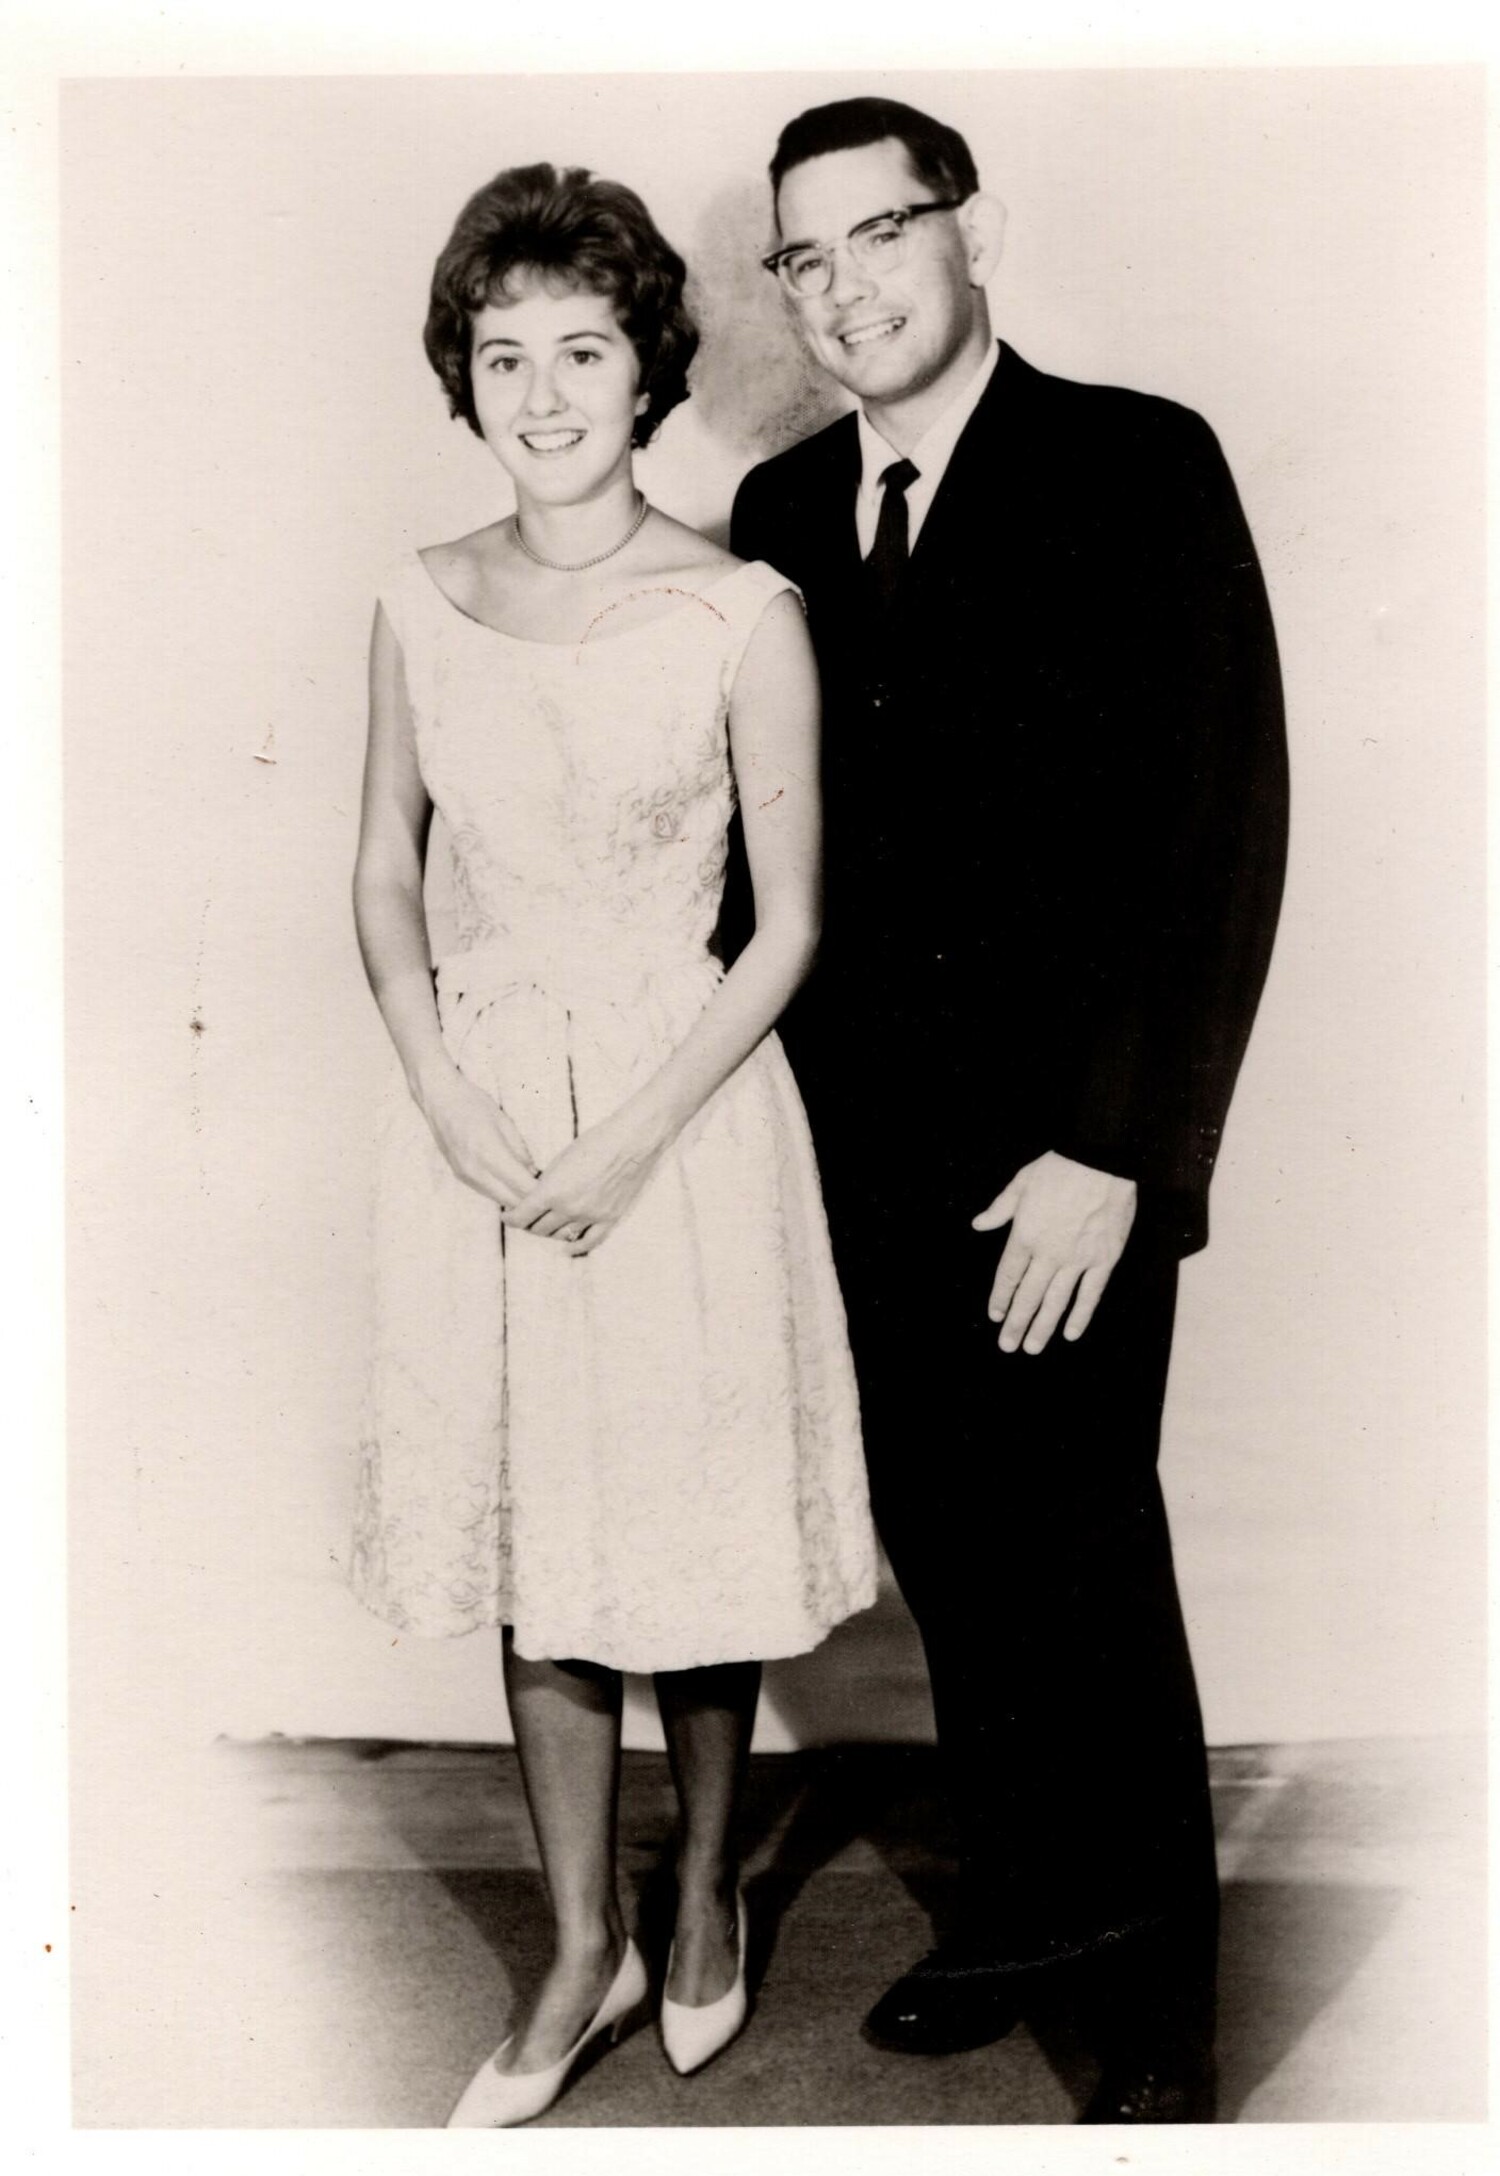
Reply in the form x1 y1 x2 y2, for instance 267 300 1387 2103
769 97 980 221
423 162 698 448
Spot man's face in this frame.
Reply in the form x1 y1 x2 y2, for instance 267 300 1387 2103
774 138 981 410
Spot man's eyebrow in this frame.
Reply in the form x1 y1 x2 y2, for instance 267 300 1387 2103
776 210 897 253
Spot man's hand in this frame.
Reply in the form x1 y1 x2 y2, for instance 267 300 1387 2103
972 1152 1138 1354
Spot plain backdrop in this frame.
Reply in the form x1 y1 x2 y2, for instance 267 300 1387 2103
64 68 1484 1775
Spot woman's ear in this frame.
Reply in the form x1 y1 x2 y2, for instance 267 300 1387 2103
960 193 1007 288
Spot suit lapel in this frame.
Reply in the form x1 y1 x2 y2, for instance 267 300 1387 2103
774 414 871 650
799 415 863 593
898 344 1042 614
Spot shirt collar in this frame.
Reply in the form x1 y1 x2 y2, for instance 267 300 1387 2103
855 338 1001 498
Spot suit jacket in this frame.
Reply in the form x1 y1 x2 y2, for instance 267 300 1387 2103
729 342 1288 1258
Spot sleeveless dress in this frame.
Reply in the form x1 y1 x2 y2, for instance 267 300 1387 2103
349 552 877 1672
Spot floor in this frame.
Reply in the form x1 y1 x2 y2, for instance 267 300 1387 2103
72 1733 1485 2127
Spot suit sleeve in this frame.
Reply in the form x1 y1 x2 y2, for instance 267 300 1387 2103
1046 410 1289 1250
729 465 774 568
715 464 780 969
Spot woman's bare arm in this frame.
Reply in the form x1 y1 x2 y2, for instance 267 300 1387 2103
352 602 537 1204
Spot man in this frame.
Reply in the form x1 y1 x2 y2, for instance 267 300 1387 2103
730 98 1288 2122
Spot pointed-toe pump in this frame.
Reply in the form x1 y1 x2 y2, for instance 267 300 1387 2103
446 1937 648 2128
660 1892 749 2077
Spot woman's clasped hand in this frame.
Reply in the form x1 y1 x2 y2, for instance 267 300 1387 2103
417 1064 540 1208
505 1106 669 1255
423 1060 668 1254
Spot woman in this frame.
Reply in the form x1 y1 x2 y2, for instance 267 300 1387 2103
348 162 876 2126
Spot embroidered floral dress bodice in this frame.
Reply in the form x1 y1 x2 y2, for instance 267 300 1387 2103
423 569 738 1015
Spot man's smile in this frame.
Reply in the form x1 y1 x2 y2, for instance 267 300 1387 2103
838 315 907 350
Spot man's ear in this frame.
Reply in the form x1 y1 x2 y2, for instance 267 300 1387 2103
960 193 1007 287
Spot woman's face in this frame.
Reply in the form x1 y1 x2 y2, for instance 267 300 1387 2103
469 276 647 505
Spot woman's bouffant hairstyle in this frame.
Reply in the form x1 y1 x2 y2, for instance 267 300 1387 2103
423 163 698 449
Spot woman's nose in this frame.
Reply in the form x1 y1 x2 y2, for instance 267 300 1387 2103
523 366 564 416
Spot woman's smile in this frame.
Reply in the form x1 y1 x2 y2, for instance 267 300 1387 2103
517 426 589 455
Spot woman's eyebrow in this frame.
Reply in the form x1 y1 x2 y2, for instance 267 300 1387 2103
474 327 617 354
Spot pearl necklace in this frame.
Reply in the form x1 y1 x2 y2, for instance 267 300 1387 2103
513 492 650 573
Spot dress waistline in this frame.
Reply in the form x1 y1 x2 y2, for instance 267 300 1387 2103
435 933 720 1017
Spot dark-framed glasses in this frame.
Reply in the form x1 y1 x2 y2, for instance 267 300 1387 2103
762 200 965 300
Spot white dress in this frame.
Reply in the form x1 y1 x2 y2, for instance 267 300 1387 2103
349 552 877 1672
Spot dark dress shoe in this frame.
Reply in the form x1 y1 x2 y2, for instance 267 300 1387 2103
863 1946 1025 2056
1080 2052 1218 2123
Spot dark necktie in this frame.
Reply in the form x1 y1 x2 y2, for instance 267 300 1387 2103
865 457 919 607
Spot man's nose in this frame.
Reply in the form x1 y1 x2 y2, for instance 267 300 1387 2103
826 241 876 310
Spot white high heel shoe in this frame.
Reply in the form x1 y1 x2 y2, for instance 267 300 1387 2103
660 1892 749 2076
446 1938 648 2128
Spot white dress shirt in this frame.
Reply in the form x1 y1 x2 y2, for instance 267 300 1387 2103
854 339 1002 558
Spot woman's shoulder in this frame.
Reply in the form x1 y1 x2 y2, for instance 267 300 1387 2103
414 522 509 600
374 524 518 651
647 519 797 608
376 524 500 600
641 512 739 586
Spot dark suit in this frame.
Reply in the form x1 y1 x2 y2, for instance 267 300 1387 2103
730 343 1287 2036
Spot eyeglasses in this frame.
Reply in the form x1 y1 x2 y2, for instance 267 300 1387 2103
762 200 965 300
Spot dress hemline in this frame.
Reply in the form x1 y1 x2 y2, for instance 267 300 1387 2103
346 1576 880 1675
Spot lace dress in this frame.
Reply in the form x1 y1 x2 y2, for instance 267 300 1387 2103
349 553 877 1672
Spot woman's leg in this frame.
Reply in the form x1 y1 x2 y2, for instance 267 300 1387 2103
499 1630 629 2071
653 1660 761 2003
